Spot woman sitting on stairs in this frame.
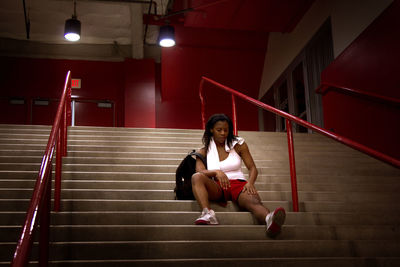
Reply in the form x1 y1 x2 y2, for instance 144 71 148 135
191 113 286 237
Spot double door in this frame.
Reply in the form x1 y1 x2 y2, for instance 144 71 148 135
276 58 314 133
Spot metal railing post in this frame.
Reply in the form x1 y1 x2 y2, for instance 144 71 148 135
54 128 62 212
39 168 51 267
62 100 67 157
231 94 237 135
286 119 299 212
199 79 206 129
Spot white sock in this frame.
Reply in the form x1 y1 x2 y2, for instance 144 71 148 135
265 212 272 224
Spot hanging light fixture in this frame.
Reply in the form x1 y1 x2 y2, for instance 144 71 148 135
64 0 81 42
158 25 175 47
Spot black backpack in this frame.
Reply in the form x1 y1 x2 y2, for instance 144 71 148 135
174 150 207 200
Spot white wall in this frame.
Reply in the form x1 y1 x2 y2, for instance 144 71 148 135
258 0 393 99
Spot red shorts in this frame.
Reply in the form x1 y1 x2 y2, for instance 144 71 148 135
216 179 247 202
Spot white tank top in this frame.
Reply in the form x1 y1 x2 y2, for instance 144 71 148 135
219 148 246 181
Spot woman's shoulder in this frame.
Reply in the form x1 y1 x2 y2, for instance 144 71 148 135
196 147 207 157
235 136 245 145
232 136 245 148
233 137 248 154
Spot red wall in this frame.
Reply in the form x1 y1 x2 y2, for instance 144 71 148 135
321 1 400 159
0 57 123 126
0 26 268 130
157 26 268 130
0 57 157 128
124 59 156 128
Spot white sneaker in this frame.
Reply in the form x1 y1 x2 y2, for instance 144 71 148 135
266 207 286 237
195 208 219 225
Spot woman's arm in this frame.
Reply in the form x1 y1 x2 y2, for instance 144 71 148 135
236 142 258 194
195 148 230 190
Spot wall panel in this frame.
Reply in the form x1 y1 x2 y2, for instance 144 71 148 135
321 1 400 159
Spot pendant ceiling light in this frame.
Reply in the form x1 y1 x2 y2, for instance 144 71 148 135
158 25 175 47
64 0 81 42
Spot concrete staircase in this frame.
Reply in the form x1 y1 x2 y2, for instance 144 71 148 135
0 124 399 266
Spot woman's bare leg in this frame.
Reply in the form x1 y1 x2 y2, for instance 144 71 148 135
191 172 223 209
238 191 286 237
237 192 270 224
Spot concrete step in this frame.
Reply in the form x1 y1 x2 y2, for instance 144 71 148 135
0 138 48 145
0 143 194 153
2 188 399 202
0 155 384 170
0 148 377 165
66 135 347 148
0 133 200 143
0 163 280 174
0 149 46 157
0 144 47 151
0 149 388 168
68 144 196 153
0 150 186 158
2 171 399 184
0 134 49 141
63 149 369 159
1 224 399 243
57 158 391 171
2 198 400 213
2 211 400 226
62 137 342 150
68 126 204 135
2 179 399 193
0 125 200 135
1 240 400 262
0 142 358 156
2 163 397 177
0 138 203 148
0 127 51 135
2 257 399 267
0 125 385 154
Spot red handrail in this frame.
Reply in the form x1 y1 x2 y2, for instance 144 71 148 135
316 82 400 106
11 71 71 267
199 76 400 212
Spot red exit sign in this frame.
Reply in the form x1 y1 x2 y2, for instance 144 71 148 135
71 79 81 89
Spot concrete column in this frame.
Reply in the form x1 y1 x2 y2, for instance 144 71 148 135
130 4 144 59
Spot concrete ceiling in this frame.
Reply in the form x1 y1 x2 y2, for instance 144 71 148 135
0 0 169 44
0 0 314 61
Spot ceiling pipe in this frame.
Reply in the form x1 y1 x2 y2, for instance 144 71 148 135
143 0 231 27
76 0 157 12
22 0 30 39
143 0 154 44
157 0 229 20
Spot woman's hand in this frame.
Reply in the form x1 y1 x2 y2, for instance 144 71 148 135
215 170 230 190
242 182 257 195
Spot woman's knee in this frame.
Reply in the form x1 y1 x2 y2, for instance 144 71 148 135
191 172 208 185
